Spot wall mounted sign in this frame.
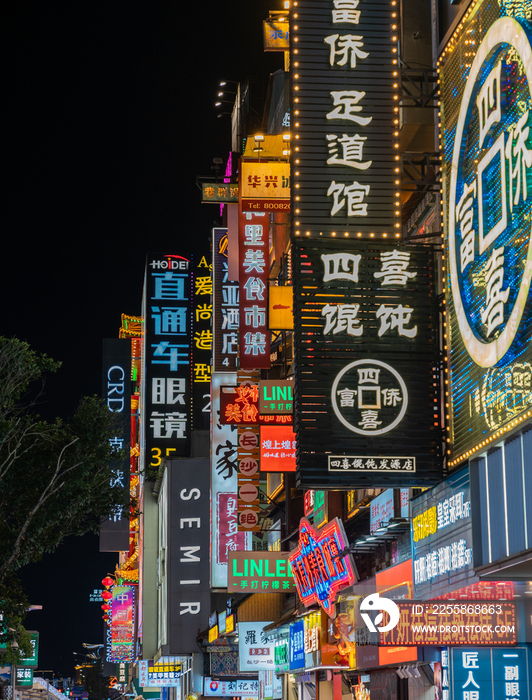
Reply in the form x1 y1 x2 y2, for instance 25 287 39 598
202 182 239 204
379 601 517 646
143 253 191 466
227 551 297 592
289 620 305 670
263 19 290 51
191 250 213 429
101 339 131 552
241 162 290 212
290 0 400 237
289 518 357 617
411 467 474 599
440 1 532 465
238 622 276 671
370 489 408 534
259 380 294 414
107 585 135 662
451 647 531 700
213 229 239 372
238 208 271 369
260 425 296 472
204 678 259 697
268 287 294 330
293 238 442 489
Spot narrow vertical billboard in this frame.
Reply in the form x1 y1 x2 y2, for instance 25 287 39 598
213 229 239 372
100 338 131 552
191 249 213 429
143 253 191 469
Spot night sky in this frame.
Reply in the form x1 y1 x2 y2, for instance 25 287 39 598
5 1 282 679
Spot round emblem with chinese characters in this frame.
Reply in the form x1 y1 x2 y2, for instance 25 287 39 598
448 16 532 367
331 359 408 435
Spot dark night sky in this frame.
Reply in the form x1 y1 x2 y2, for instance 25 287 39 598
4 1 282 679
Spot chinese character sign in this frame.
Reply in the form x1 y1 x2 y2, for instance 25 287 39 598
293 238 441 489
411 467 474 599
441 2 532 463
290 0 399 237
238 210 271 369
213 229 239 372
289 518 357 617
107 585 135 662
260 425 296 472
192 250 213 430
101 338 131 552
143 254 191 467
238 622 276 671
241 162 290 211
451 647 531 700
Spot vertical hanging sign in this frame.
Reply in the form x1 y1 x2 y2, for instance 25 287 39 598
144 253 191 467
213 229 239 372
290 0 400 238
192 250 213 429
238 194 271 369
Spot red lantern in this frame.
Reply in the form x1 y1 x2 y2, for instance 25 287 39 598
101 604 111 612
102 615 109 621
102 577 114 588
101 590 112 601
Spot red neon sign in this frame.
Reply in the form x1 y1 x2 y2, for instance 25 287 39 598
289 518 357 617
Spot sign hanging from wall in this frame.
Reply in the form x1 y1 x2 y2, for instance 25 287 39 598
289 518 357 617
241 162 290 212
290 0 400 237
191 250 213 429
227 551 297 593
213 229 239 372
440 1 532 466
238 622 276 671
293 238 442 489
143 253 191 464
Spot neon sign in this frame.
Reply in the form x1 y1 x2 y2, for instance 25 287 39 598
289 518 357 617
107 585 135 662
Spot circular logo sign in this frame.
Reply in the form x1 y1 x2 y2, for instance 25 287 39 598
238 483 259 502
239 457 259 476
238 509 259 528
331 359 408 435
239 430 258 449
448 17 532 367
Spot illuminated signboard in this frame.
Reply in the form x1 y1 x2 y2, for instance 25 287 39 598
213 229 239 372
211 372 249 588
204 678 259 697
260 425 296 472
411 467 475 599
221 385 260 425
19 632 38 667
379 601 517 647
227 551 297 593
100 338 131 552
290 0 399 237
289 620 305 670
143 253 191 467
237 425 261 531
15 668 33 687
440 1 532 465
293 238 442 489
259 380 294 415
202 182 239 204
289 518 357 617
238 622 275 671
241 162 290 212
269 286 294 330
191 250 213 429
138 661 182 688
107 585 135 662
263 19 289 51
451 647 531 700
238 208 270 370
370 489 408 534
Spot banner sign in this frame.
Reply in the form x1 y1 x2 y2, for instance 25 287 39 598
143 253 191 465
238 209 271 369
379 601 517 647
440 1 532 465
227 551 297 593
290 0 399 237
451 647 531 700
100 338 131 552
211 372 249 588
293 238 442 489
239 622 276 671
411 467 474 599
289 518 357 616
213 229 239 372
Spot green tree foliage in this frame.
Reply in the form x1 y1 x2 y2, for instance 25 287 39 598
0 337 129 651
